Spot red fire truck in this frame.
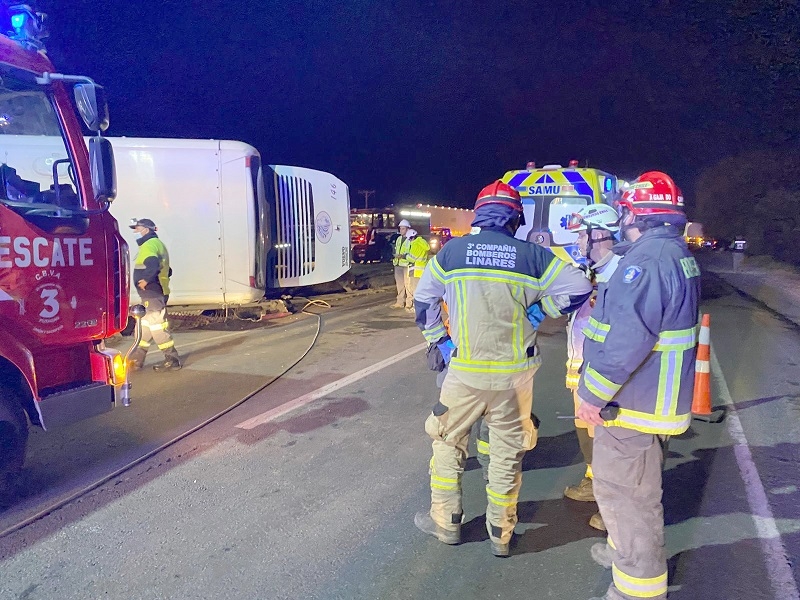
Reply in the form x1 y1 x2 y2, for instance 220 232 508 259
0 5 131 494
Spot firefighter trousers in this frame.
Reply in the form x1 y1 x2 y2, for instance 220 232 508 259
424 371 537 545
593 425 669 600
394 266 412 308
138 295 179 360
407 274 421 307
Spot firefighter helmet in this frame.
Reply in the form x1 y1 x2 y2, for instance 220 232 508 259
563 203 619 233
475 180 523 214
617 171 684 217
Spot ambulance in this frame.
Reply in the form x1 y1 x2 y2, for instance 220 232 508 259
501 161 619 264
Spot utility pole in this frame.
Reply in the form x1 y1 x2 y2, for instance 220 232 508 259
358 189 376 209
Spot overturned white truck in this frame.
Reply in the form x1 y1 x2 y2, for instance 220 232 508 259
4 135 351 314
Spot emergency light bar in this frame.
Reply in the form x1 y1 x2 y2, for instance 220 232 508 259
4 3 47 49
400 210 431 218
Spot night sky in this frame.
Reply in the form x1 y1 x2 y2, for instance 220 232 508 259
40 0 799 212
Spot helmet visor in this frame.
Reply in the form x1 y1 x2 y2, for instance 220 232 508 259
563 212 586 231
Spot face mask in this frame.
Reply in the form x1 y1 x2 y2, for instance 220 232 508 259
134 231 143 239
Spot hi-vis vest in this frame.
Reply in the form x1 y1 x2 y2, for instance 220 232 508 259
414 228 592 390
135 237 171 296
408 236 430 277
577 226 701 435
393 235 410 267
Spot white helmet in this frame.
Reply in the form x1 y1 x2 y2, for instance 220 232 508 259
405 228 418 239
398 219 411 228
563 203 619 233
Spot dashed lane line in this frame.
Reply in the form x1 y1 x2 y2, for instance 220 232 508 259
234 342 427 430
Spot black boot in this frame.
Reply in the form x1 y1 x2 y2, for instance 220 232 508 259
153 349 181 372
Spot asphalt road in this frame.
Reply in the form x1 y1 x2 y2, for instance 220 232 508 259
0 271 799 599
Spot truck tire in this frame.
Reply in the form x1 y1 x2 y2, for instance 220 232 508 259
0 384 29 499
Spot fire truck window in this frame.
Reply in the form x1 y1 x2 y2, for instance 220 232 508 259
0 70 81 213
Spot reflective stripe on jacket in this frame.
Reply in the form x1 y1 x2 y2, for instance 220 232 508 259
577 226 701 435
393 235 411 267
408 236 430 277
414 227 592 390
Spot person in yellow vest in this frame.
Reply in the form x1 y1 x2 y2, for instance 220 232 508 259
404 228 430 313
127 218 181 372
390 219 413 309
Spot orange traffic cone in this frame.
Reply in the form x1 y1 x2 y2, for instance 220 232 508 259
692 314 724 423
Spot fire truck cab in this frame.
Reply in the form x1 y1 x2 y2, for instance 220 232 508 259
0 4 130 495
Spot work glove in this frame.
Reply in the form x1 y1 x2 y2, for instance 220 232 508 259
526 302 546 330
437 338 456 365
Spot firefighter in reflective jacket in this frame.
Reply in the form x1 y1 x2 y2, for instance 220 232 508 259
576 172 700 600
413 181 592 557
128 218 182 372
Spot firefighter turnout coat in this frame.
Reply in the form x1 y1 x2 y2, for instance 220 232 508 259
577 226 701 435
134 232 171 299
415 227 592 390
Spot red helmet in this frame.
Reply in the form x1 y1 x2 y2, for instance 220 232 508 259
475 180 524 213
617 171 684 217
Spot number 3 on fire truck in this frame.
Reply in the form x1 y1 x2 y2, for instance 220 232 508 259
39 287 59 319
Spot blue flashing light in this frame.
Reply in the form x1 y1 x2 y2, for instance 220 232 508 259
10 13 26 30
604 178 613 192
4 5 46 50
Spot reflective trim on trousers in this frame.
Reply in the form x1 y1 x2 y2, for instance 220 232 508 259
486 486 518 508
612 564 668 598
476 439 490 456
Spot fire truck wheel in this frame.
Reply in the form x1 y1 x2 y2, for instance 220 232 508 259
0 385 29 498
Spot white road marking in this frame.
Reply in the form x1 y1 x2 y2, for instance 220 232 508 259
178 329 269 350
235 342 427 430
711 348 800 600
